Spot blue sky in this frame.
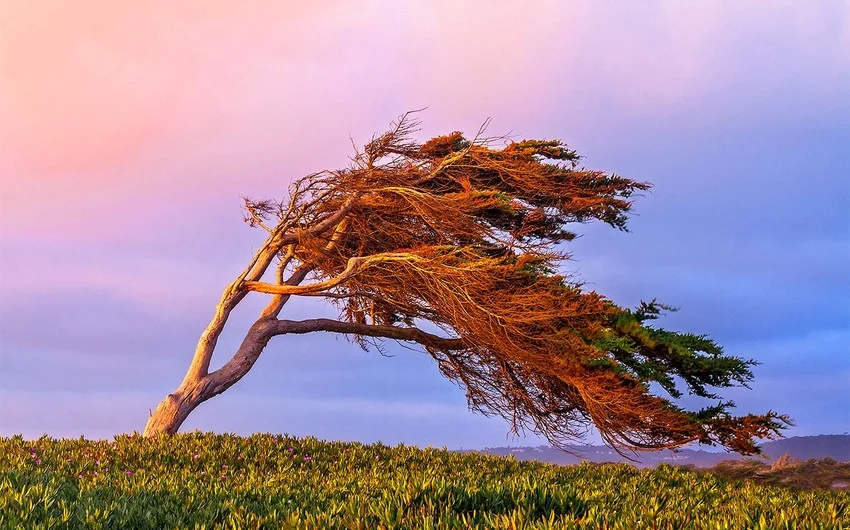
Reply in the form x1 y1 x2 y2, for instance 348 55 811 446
0 1 847 448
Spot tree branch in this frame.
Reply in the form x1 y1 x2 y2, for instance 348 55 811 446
258 265 312 319
270 318 467 351
244 253 422 296
274 193 361 246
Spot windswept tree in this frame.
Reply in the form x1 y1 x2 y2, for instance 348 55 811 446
144 114 788 454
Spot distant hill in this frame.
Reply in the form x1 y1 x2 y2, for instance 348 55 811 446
468 435 850 468
757 435 850 461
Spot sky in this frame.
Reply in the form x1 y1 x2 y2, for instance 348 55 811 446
0 0 848 449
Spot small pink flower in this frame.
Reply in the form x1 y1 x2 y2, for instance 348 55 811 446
221 464 227 469
66 458 74 462
96 460 100 465
287 448 294 453
78 474 83 479
35 459 42 465
125 471 133 476
104 467 109 472
193 454 200 459
303 456 311 462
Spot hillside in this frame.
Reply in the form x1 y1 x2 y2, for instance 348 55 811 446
1 433 846 529
759 434 850 460
475 434 850 468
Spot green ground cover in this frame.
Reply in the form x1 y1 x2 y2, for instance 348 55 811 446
1 433 847 529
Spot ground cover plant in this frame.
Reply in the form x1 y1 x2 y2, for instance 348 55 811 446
2 433 847 529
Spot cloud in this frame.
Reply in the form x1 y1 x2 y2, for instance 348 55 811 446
0 259 215 355
0 390 152 439
731 329 850 379
0 0 847 444
722 371 850 437
0 388 542 448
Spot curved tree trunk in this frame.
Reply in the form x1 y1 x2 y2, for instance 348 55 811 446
143 379 210 436
143 319 276 437
141 195 360 437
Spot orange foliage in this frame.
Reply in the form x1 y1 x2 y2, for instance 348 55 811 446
220 113 787 454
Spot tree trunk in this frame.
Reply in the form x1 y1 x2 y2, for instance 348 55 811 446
143 379 210 436
139 195 360 436
143 320 274 437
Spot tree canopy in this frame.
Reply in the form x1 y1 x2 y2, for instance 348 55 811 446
144 113 789 454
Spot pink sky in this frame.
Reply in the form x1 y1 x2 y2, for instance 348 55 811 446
3 1 843 238
1 1 847 445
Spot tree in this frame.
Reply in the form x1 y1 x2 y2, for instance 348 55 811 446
143 113 789 454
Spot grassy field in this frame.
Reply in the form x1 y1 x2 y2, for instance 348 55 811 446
1 433 847 529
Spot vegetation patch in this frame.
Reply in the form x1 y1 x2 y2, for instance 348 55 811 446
2 433 847 529
705 455 850 492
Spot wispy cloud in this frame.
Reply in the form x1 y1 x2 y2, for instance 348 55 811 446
0 0 846 446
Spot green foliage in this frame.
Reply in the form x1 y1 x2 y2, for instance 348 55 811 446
595 300 760 401
1 433 845 529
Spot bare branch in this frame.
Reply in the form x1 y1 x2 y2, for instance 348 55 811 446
244 252 423 296
258 264 312 320
274 193 360 246
241 196 275 232
270 318 466 351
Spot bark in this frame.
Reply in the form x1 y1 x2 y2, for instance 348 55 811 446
143 319 274 437
270 318 466 351
143 379 210 436
142 316 463 436
143 195 369 436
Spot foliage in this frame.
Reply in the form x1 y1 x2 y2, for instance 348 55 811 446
1 433 847 530
145 112 788 455
706 456 850 492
